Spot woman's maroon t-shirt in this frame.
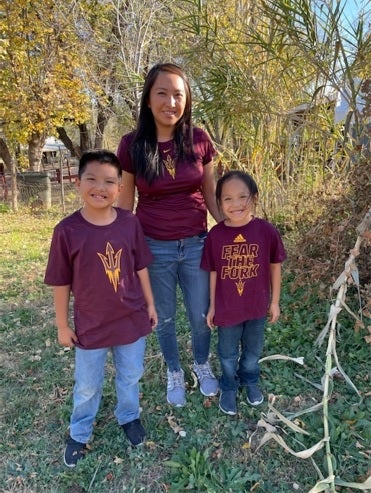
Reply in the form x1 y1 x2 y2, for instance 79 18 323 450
201 218 287 326
117 127 216 240
44 208 153 349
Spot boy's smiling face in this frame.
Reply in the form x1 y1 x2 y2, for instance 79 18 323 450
76 161 122 211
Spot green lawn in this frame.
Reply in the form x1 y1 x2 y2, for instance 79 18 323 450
0 208 370 493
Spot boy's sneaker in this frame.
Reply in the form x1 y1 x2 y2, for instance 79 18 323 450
167 369 186 407
122 418 146 446
193 362 219 396
246 385 264 406
219 390 237 415
64 437 87 467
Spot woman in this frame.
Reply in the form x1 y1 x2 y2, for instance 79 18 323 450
117 63 222 407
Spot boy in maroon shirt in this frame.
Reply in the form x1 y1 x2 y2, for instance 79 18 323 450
44 150 157 466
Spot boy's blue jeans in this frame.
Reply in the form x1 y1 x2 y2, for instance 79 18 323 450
70 337 146 444
145 234 211 372
217 318 266 391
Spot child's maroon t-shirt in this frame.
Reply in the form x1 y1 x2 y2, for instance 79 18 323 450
201 218 287 326
44 208 153 349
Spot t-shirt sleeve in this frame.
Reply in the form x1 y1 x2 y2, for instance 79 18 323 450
194 127 217 165
202 136 216 165
44 224 73 286
117 133 135 174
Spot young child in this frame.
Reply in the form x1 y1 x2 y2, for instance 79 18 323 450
44 150 157 467
201 171 286 415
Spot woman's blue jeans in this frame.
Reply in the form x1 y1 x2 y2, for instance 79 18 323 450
70 338 146 443
146 234 211 372
217 318 266 391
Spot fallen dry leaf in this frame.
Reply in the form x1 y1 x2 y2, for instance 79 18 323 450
166 414 186 436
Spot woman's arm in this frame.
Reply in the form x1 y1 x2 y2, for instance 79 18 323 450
137 267 158 329
202 161 223 223
117 171 136 211
206 271 217 329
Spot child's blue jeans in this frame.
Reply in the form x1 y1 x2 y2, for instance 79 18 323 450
217 318 266 391
70 337 146 443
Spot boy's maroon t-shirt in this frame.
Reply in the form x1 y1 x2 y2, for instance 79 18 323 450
201 218 287 327
44 208 153 349
117 127 216 240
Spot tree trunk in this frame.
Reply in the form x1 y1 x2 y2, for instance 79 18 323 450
79 123 91 151
0 138 17 210
94 103 110 149
56 123 93 159
56 127 82 158
28 132 46 171
0 138 13 170
11 156 18 211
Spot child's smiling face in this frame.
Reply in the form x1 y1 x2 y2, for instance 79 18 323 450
76 161 122 211
220 177 256 226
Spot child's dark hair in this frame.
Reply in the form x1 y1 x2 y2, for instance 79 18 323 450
216 170 259 205
78 150 122 179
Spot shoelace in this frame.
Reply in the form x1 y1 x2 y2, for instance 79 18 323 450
195 363 214 380
168 371 184 388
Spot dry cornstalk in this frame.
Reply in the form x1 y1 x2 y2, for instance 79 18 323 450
256 208 371 493
312 208 370 493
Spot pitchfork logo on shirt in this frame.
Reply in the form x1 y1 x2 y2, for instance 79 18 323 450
97 242 122 292
220 234 260 296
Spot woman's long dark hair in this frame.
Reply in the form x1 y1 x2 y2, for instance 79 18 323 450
131 63 194 184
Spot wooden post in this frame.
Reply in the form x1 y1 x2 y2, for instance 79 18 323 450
59 151 65 213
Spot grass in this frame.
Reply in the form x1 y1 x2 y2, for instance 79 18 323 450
0 207 370 493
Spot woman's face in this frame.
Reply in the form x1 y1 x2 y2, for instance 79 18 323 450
148 71 187 136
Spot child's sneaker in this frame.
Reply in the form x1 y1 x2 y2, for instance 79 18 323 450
193 362 219 396
219 390 237 415
246 385 264 406
122 418 146 446
167 369 186 407
64 437 87 467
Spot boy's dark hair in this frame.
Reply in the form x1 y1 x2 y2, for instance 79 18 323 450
132 62 194 184
216 170 259 205
78 150 122 179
